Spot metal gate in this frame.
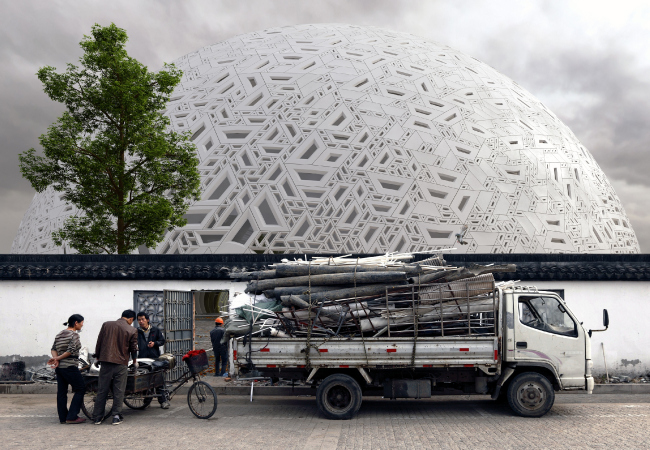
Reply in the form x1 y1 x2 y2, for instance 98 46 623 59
133 291 165 330
163 290 194 381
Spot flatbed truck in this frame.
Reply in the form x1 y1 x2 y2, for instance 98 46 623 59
232 284 608 419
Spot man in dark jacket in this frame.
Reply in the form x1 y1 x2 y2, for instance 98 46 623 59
136 312 169 409
209 318 228 376
93 310 138 426
136 312 165 359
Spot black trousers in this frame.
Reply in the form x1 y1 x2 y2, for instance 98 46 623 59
213 345 228 375
55 366 85 422
155 386 167 404
93 362 128 420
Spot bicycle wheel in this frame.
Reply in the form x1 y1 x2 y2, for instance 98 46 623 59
187 381 217 419
124 393 153 410
81 394 114 420
31 367 56 384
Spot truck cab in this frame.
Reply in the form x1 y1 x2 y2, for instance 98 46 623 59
497 286 596 416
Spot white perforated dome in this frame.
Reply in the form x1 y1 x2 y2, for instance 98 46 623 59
12 24 639 254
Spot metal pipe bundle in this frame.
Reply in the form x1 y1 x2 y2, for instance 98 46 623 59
226 253 516 340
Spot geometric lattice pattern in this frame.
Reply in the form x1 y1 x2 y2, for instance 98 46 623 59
12 24 639 254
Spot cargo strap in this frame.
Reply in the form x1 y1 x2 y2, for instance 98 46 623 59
354 259 370 368
305 261 314 369
410 274 420 369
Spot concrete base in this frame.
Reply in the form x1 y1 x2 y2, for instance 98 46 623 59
3 380 650 396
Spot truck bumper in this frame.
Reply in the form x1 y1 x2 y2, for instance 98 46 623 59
586 376 594 394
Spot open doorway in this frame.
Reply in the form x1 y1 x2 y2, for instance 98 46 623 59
134 289 229 379
194 291 229 353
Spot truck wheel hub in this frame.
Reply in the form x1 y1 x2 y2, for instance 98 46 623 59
518 382 545 410
327 386 351 409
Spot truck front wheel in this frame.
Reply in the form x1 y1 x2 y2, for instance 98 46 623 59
507 372 555 417
316 374 362 420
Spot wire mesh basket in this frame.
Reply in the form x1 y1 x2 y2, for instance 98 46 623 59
184 351 209 374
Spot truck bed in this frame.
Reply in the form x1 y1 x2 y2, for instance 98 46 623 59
235 336 499 371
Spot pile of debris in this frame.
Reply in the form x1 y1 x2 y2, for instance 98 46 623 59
224 253 516 341
0 361 26 382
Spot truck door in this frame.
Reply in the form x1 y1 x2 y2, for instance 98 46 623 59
163 290 195 381
514 293 585 388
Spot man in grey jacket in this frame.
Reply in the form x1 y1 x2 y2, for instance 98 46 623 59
93 310 138 426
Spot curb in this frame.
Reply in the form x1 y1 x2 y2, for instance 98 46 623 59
3 382 650 396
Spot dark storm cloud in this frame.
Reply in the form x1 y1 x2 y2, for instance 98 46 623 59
487 44 650 187
463 12 650 250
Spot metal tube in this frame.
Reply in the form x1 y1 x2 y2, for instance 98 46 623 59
493 286 497 336
386 288 390 338
466 281 471 336
602 342 610 383
439 286 444 337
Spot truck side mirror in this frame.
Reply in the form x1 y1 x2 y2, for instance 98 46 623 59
589 309 609 337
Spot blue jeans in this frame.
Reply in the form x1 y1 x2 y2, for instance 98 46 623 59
55 366 85 422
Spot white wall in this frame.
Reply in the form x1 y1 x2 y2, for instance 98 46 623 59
533 281 649 376
2 278 647 377
0 279 246 363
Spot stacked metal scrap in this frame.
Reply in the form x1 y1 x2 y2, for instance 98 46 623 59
225 253 516 340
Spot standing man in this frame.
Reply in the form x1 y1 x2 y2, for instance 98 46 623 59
136 312 169 409
210 318 228 377
93 310 138 426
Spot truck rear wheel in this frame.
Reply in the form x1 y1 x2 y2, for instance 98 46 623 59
316 374 362 420
507 372 555 417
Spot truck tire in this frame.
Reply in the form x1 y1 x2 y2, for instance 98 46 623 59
506 372 555 417
316 374 362 420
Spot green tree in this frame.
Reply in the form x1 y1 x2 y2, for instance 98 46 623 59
19 23 201 254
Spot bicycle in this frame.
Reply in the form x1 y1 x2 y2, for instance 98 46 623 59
81 350 217 420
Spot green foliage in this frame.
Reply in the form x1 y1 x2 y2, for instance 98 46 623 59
19 23 201 254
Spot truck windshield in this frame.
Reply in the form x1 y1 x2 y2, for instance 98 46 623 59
518 296 578 338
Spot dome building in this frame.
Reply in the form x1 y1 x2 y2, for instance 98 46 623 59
12 24 639 254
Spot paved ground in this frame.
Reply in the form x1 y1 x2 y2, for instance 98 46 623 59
2 394 650 449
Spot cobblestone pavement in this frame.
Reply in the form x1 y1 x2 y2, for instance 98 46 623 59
2 394 650 449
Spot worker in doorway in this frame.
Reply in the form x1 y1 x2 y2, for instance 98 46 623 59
136 312 165 359
210 318 228 377
136 312 169 409
92 310 139 426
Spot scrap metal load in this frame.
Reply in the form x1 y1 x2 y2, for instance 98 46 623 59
226 254 516 340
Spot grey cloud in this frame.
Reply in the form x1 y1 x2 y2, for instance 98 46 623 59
494 45 650 249
468 21 650 250
477 35 650 188
0 190 35 254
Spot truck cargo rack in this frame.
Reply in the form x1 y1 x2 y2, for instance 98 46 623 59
270 276 497 339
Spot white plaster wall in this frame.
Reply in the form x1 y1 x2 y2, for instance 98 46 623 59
0 279 246 362
533 281 649 376
2 278 647 377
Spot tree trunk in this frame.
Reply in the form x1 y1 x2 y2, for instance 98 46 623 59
116 146 126 254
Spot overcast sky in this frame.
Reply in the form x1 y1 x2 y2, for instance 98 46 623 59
2 0 650 253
